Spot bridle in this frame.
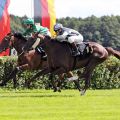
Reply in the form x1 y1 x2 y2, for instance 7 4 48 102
8 35 15 49
1 33 14 52
1 33 24 56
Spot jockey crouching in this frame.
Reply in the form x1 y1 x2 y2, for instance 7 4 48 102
54 23 84 56
22 18 51 52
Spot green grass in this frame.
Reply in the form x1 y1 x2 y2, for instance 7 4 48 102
0 89 120 120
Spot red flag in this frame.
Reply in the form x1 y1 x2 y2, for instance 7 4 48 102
34 0 56 36
0 0 10 56
41 0 50 29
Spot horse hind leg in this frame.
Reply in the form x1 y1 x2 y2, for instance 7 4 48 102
105 47 120 59
80 59 102 96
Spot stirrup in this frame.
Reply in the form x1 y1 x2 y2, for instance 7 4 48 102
72 51 80 56
67 76 78 82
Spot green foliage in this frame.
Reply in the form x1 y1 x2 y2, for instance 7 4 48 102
57 15 120 49
10 14 27 33
0 56 119 89
91 57 120 89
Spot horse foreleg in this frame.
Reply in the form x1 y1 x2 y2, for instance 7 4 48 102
56 73 66 92
67 71 81 92
26 67 50 88
13 75 17 89
50 67 67 92
0 67 19 87
10 64 29 88
48 74 58 92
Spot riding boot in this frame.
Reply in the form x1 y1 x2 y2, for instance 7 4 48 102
71 42 80 56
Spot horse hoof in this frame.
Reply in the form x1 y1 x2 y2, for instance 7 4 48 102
24 82 31 89
80 90 86 96
53 90 57 92
53 88 57 92
57 87 61 92
58 89 61 92
67 76 78 82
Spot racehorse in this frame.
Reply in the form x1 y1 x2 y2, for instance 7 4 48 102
0 33 47 88
0 33 79 91
27 34 120 95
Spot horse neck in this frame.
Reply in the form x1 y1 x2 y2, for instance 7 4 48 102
41 39 54 53
13 38 26 54
43 39 68 51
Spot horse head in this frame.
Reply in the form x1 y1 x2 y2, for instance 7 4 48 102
0 32 27 53
0 32 14 53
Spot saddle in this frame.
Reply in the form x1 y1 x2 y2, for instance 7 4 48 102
74 43 93 58
58 41 93 58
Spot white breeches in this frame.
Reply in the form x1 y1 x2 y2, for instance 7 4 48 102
68 34 83 44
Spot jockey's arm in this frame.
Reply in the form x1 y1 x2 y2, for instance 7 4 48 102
56 31 68 42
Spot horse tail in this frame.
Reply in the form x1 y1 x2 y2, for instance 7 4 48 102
105 47 120 60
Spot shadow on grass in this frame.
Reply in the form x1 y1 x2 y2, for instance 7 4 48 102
0 94 75 98
0 90 48 94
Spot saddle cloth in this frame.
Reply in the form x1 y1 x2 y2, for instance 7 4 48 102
75 43 93 57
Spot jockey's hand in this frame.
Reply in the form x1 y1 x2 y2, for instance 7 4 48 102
32 32 38 38
38 34 45 39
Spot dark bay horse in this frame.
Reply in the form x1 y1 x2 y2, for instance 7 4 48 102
0 33 77 91
28 35 120 95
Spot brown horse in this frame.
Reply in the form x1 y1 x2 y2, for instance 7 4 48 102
27 35 120 95
0 33 47 88
0 33 78 91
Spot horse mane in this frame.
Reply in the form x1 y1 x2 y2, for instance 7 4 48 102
40 36 72 50
14 32 27 42
50 38 71 46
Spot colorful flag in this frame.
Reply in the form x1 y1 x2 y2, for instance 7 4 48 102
34 0 56 36
0 0 10 56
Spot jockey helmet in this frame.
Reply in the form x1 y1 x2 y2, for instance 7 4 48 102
54 23 63 31
23 18 34 25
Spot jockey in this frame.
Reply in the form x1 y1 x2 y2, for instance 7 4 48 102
54 23 84 56
22 18 51 51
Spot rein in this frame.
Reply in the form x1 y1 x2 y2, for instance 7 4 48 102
5 34 25 56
